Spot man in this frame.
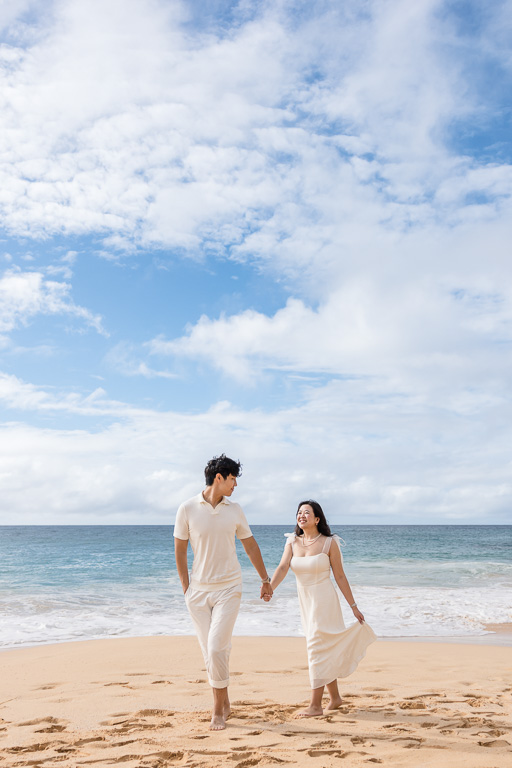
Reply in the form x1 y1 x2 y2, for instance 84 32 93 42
174 454 273 730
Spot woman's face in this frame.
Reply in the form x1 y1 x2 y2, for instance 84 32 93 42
297 504 319 530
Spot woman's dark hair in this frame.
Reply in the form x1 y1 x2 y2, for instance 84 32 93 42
295 499 333 537
204 454 242 486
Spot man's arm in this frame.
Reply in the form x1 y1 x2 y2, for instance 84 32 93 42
174 537 190 595
240 536 273 599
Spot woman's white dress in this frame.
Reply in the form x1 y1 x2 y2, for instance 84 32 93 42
288 534 376 689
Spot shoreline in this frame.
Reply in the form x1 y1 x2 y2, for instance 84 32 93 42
0 636 510 767
1 621 512 654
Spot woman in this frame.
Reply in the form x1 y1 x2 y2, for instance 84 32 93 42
267 500 376 717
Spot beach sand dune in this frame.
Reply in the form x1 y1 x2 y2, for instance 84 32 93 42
0 636 510 767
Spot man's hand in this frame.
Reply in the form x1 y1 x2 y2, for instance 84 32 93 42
260 581 273 601
241 537 274 602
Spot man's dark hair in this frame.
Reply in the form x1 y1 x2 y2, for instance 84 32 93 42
204 454 242 486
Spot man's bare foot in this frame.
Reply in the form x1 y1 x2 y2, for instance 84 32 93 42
296 705 323 718
326 696 343 710
209 714 226 730
224 704 232 721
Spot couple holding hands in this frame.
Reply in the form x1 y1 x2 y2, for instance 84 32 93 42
174 454 376 731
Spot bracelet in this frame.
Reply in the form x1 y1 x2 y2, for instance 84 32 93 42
350 602 357 608
261 577 271 584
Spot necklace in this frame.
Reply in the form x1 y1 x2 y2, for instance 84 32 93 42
301 532 322 547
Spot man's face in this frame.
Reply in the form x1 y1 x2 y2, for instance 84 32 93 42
217 473 238 496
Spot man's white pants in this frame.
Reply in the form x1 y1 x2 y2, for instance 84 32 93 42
185 582 242 688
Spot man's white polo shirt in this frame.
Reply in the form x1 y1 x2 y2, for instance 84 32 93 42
174 492 253 592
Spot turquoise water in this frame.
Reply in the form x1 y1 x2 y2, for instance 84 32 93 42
0 525 511 647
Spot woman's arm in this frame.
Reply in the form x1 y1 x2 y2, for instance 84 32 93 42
329 540 365 624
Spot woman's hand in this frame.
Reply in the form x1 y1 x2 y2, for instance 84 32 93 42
260 582 273 601
352 606 365 624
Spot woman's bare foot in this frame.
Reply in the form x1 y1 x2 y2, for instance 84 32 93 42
296 705 323 718
326 696 343 710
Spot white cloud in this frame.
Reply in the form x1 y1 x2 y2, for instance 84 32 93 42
0 0 509 271
0 373 510 524
0 267 106 336
148 211 512 398
105 341 178 379
45 250 77 279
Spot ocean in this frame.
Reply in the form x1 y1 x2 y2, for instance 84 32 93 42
1 525 511 648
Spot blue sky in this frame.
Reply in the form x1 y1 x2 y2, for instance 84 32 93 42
0 0 511 524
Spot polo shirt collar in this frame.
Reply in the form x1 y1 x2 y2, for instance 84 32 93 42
198 491 230 515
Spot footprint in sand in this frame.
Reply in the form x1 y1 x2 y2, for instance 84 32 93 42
118 750 186 763
5 740 67 754
351 737 374 746
476 728 506 737
35 724 67 733
312 740 340 747
465 699 490 708
399 701 426 710
124 672 150 676
104 681 134 688
307 749 346 757
111 740 137 749
151 750 185 761
391 736 425 749
100 716 132 726
450 718 481 729
406 693 444 699
55 745 78 754
18 717 66 728
73 736 106 747
478 739 510 748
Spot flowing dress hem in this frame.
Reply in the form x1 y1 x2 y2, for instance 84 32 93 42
309 625 376 688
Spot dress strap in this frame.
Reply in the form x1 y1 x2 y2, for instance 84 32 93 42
323 534 346 556
284 532 296 552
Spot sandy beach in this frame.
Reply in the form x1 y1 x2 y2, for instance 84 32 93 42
0 636 510 768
